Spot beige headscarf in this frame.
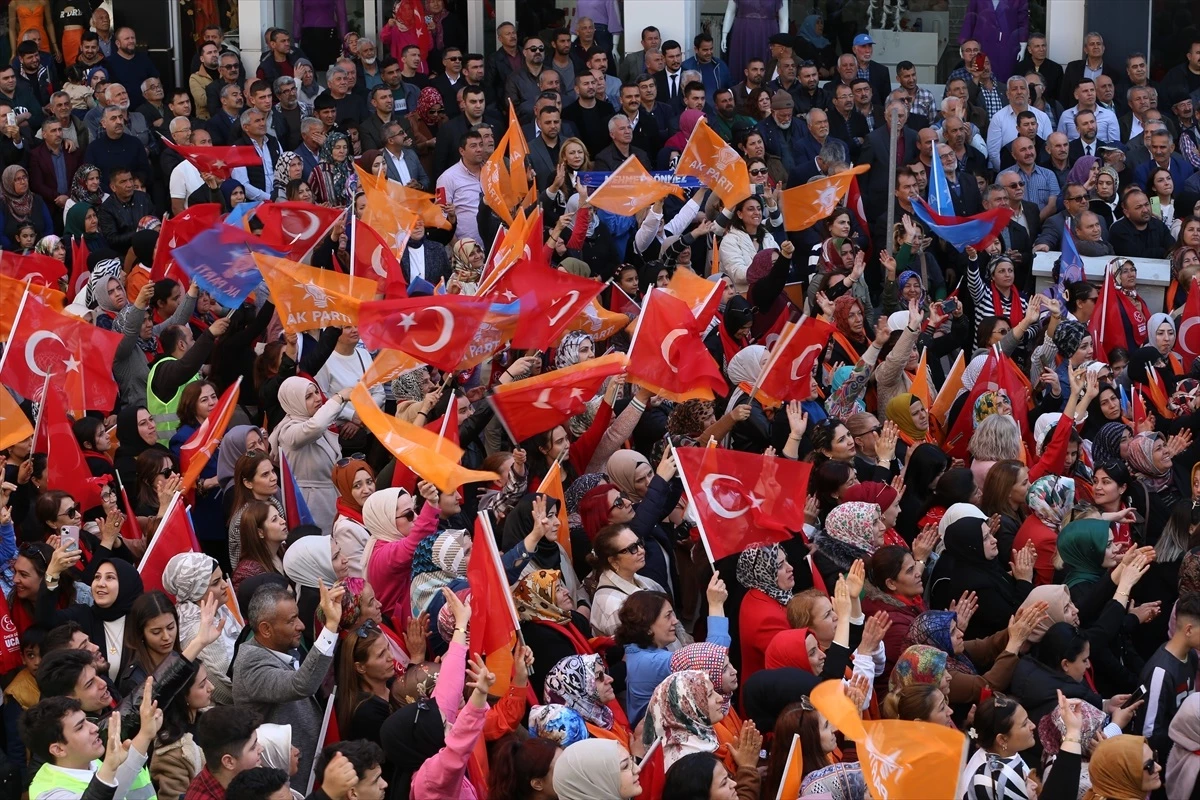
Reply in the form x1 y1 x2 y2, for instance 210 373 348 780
360 487 413 569
1020 584 1075 643
267 376 340 464
606 450 651 499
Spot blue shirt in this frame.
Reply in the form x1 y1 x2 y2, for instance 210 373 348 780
624 615 730 726
999 163 1060 207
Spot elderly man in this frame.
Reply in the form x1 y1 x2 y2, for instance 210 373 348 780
1132 128 1196 191
29 117 82 226
999 136 1060 220
37 91 87 150
1034 182 1103 251
1061 31 1119 106
987 75 1053 171
136 76 168 130
97 167 155 252
169 126 215 213
85 83 152 155
593 113 651 171
231 108 281 202
205 82 244 146
1119 85 1154 142
84 105 151 185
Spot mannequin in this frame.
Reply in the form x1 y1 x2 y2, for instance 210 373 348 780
573 0 623 59
959 0 1028 83
723 0 787 81
293 0 348 71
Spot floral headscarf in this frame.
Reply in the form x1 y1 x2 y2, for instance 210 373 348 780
273 151 302 196
824 501 882 554
887 644 948 693
1168 378 1199 418
415 86 444 126
906 611 976 675
897 270 926 309
315 576 368 632
2 166 33 221
544 654 614 729
801 763 868 800
736 544 792 606
1125 431 1173 492
1027 475 1075 530
1092 422 1131 468
973 390 1009 427
832 294 866 340
408 530 468 615
34 234 61 257
670 642 732 715
528 704 590 747
1039 699 1107 759
318 131 355 199
512 569 570 624
642 670 719 768
556 331 594 370
69 164 103 205
450 239 482 283
1180 550 1200 596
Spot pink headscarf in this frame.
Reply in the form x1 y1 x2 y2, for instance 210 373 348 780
664 110 705 152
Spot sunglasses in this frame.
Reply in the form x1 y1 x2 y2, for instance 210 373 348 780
336 453 368 467
158 467 177 480
609 493 632 512
61 505 81 518
1144 760 1159 774
749 168 769 176
446 55 462 61
616 539 644 556
1006 179 1026 188
397 508 416 523
526 46 545 53
18 545 48 568
354 619 380 638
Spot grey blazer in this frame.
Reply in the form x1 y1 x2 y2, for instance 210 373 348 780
383 147 430 191
232 637 333 786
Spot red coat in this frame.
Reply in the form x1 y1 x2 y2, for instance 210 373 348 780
738 588 790 687
1013 516 1057 585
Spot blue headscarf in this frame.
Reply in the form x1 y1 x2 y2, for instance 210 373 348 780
528 704 590 747
797 15 830 49
830 365 866 414
897 270 927 309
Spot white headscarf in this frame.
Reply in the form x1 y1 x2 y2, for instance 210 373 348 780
360 487 412 570
936 502 986 554
553 740 627 800
268 376 340 465
726 344 769 409
1034 412 1063 455
161 552 242 683
282 535 337 588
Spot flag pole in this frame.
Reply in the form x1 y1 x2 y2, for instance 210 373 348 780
774 734 802 800
671 444 715 566
624 288 654 366
349 214 356 277
884 104 900 259
136 491 182 571
29 370 52 448
0 284 33 378
748 316 802 403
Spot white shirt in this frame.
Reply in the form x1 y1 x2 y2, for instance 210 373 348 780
406 243 426 281
267 627 338 668
985 104 1053 170
169 159 205 201
230 136 277 201
315 346 382 420
386 148 411 184
436 161 482 246
665 70 682 99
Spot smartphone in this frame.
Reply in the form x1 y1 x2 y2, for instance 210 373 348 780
5 112 15 128
435 187 447 205
60 525 80 552
940 300 957 314
973 53 986 72
1121 685 1147 709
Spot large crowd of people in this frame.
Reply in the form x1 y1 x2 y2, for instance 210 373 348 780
2 1 1200 799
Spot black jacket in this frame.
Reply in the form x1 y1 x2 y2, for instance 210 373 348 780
1109 216 1175 259
97 190 156 253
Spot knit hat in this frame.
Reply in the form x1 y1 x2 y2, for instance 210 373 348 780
1052 319 1089 358
746 248 777 287
770 90 795 110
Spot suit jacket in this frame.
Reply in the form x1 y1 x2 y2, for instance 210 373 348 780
401 238 452 285
1067 137 1111 165
485 48 520 104
1059 60 1120 107
619 50 648 84
520 120 581 144
232 637 333 783
944 173 984 217
863 61 893 111
205 111 240 147
999 135 1047 171
232 134 282 194
828 108 870 160
593 144 650 172
294 143 321 182
1016 56 1065 104
429 72 468 118
527 135 560 192
381 146 429 190
654 70 686 114
359 112 398 154
28 142 82 211
1034 208 1109 249
859 125 919 216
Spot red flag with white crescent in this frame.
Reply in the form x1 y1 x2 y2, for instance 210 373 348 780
0 252 67 288
138 493 200 593
626 289 727 402
254 201 346 262
154 204 222 282
353 217 407 296
483 259 604 349
358 295 492 372
159 137 263 179
752 315 834 407
1175 276 1200 371
488 353 627 443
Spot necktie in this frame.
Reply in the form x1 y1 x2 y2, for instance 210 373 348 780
670 74 677 99
1085 143 1091 156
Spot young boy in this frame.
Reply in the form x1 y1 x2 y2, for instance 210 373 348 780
1140 592 1200 761
5 627 43 710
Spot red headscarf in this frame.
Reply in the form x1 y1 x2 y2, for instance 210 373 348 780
765 628 815 672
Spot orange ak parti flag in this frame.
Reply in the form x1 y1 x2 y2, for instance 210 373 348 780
0 274 63 341
480 102 530 224
674 117 751 208
750 315 833 407
780 164 870 230
627 289 726 402
489 352 627 443
391 399 460 492
253 253 378 334
355 164 451 230
568 298 633 343
930 351 965 429
774 734 805 800
810 679 966 800
673 445 810 563
0 388 31 451
539 458 572 563
665 267 723 327
351 382 499 492
587 155 684 216
180 377 241 497
361 348 424 389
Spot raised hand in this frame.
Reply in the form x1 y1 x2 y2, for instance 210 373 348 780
832 574 852 620
912 524 939 563
96 712 130 783
318 580 347 633
1130 601 1160 624
1109 696 1143 730
442 586 471 630
706 572 728 614
874 314 892 346
1167 430 1193 457
880 249 897 275
951 591 978 631
465 652 496 703
1006 601 1048 650
858 610 892 653
843 672 871 710
846 560 866 598
195 594 226 648
815 291 835 318
1010 544 1035 583
786 401 808 438
876 421 899 462
804 495 820 525
320 753 359 800
731 721 763 768
417 479 439 506
405 613 428 663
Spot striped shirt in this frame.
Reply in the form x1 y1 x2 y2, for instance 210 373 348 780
967 255 1028 330
960 747 1033 800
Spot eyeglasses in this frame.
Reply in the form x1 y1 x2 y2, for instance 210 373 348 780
397 508 416 523
354 619 380 638
609 493 632 512
856 427 883 437
749 168 769 176
336 452 367 467
526 46 545 53
615 539 645 556
60 505 81 518
1004 179 1025 188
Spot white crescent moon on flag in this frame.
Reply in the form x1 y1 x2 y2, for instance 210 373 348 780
283 210 320 244
700 473 749 519
788 345 824 380
547 290 580 326
411 307 454 353
24 330 65 378
369 244 387 278
1179 318 1200 357
660 329 686 373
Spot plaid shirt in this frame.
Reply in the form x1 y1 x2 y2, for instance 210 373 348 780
1179 122 1200 170
999 163 1059 207
977 84 1004 119
183 767 226 800
909 86 936 119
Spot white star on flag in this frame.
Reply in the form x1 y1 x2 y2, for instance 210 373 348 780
398 313 417 331
210 159 226 170
63 355 81 373
500 289 517 302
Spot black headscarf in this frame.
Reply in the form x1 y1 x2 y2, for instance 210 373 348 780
381 700 448 800
929 516 1020 612
131 229 158 267
87 557 144 622
501 493 562 570
740 667 820 733
895 443 950 541
113 405 166 490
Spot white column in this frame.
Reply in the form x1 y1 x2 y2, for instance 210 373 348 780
624 0 699 56
468 0 485 53
495 0 517 42
1045 0 1085 66
238 0 272 73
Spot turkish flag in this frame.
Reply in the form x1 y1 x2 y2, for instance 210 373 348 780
0 387 31 451
637 739 666 800
179 377 241 497
1176 276 1200 371
478 208 544 293
539 459 572 564
811 680 966 800
254 202 346 262
752 315 833 407
254 253 378 334
138 492 201 594
489 353 627 443
587 155 684 216
160 137 263 179
391 402 460 492
664 267 722 328
780 165 870 230
942 346 1030 460
0 273 63 341
674 117 752 208
351 383 499 492
465 512 520 663
484 260 604 349
628 289 726 402
0 292 121 413
153 204 222 282
674 445 810 563
68 237 90 298
358 295 492 372
33 384 107 510
1132 385 1150 431
0 251 67 288
352 217 407 296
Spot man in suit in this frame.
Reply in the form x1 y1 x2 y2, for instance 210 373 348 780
859 97 917 218
205 82 243 147
381 120 428 189
636 72 674 146
944 114 987 176
1114 52 1156 116
29 117 81 230
655 40 686 112
293 117 323 182
999 111 1047 170
828 82 868 160
359 85 401 153
851 79 886 132
527 104 564 190
1118 85 1153 142
617 82 661 161
1059 32 1119 107
485 22 521 104
1132 127 1196 190
230 108 282 202
232 582 343 784
429 47 467 118
521 93 580 144
1066 109 1110 163
1016 33 1064 104
1034 182 1103 251
593 114 651 171
852 34 892 115
620 26 660 84
982 182 1035 290
998 166 1043 244
433 85 488 180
